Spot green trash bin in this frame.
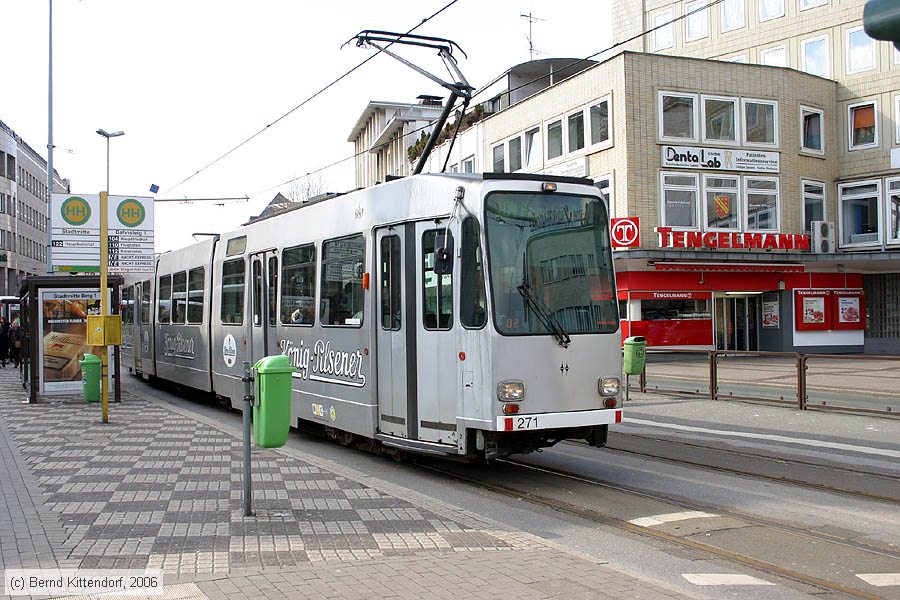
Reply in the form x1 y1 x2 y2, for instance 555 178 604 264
623 336 647 376
252 355 296 448
80 353 101 403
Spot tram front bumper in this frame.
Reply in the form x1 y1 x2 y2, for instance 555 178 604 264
495 408 623 432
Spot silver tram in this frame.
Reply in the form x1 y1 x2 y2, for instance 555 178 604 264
121 172 623 459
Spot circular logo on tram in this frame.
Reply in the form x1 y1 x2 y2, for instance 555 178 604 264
116 198 146 228
60 196 92 226
223 334 237 368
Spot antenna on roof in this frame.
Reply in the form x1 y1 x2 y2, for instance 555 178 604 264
346 30 474 175
520 12 547 61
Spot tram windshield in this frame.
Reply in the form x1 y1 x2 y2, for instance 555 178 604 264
485 191 618 337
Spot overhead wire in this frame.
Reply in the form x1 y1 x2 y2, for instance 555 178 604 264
162 0 461 196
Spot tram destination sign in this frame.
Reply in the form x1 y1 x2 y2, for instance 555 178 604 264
51 194 155 273
661 145 780 174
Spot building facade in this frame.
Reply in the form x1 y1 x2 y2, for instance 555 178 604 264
0 119 69 294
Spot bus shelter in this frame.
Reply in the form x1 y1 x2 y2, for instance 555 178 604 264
19 275 123 404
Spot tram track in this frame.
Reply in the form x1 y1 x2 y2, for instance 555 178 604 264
416 456 900 600
601 432 900 504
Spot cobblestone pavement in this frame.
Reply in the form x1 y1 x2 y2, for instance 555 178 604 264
0 367 696 599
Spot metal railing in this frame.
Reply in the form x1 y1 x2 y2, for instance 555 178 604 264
629 349 900 416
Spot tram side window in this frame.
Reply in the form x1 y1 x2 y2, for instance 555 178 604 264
141 280 150 324
122 286 134 325
221 258 245 325
187 267 204 324
320 235 365 327
380 235 401 331
281 244 316 326
158 275 172 323
423 230 453 330
172 271 187 324
460 218 486 328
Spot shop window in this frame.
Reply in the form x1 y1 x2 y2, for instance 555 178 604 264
742 99 778 147
760 45 787 67
524 127 541 167
380 236 401 331
492 144 505 173
659 92 697 142
722 0 745 32
801 35 830 78
838 180 881 246
590 98 611 146
320 234 365 327
187 267 204 324
848 101 877 150
158 274 172 323
801 106 824 153
282 244 316 325
508 136 522 172
172 271 187 324
422 230 453 331
547 119 563 160
460 217 486 329
652 9 674 51
702 95 738 144
802 180 826 234
759 0 784 21
847 26 876 74
704 175 740 230
568 110 585 153
744 176 779 231
642 298 711 320
685 0 709 42
221 258 245 325
660 172 699 229
886 178 900 245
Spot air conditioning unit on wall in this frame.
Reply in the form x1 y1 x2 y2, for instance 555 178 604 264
811 220 835 254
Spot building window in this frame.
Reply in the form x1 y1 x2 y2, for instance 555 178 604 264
524 127 541 168
567 110 585 153
839 180 881 246
895 96 900 143
462 156 474 173
321 235 365 327
760 45 787 67
888 178 900 244
726 54 748 63
221 258 245 324
742 99 778 147
508 136 522 172
722 0 745 32
281 244 316 325
847 26 876 74
801 35 830 78
547 119 563 160
702 95 738 144
685 0 709 41
590 98 611 146
800 0 826 9
652 9 674 51
848 101 878 150
659 92 697 141
704 175 740 230
744 176 779 231
802 180 826 234
596 174 614 217
759 0 784 21
660 172 699 229
492 143 505 172
801 106 824 153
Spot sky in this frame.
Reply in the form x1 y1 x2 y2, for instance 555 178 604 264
2 0 613 253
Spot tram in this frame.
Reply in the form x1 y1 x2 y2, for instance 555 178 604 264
121 172 623 459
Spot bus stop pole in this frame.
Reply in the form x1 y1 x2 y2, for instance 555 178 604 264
100 191 110 424
242 360 254 516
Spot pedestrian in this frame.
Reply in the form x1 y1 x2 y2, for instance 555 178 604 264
0 317 9 368
9 319 23 368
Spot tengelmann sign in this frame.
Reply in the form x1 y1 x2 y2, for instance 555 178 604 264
661 146 780 173
655 227 810 250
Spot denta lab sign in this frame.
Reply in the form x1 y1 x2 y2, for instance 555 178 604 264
655 227 810 250
662 146 780 174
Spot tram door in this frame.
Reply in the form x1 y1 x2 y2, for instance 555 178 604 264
135 279 151 372
375 222 457 444
248 251 279 364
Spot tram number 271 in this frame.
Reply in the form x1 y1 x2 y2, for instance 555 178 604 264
515 416 538 429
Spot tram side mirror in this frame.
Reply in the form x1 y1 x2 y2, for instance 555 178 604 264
434 234 454 275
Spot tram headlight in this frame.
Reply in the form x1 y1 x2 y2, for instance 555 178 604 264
599 377 620 396
497 381 525 401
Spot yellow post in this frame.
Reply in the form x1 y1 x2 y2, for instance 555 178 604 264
100 191 109 424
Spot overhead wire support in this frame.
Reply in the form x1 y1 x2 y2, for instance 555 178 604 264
349 30 474 175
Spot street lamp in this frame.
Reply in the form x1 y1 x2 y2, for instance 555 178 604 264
96 129 124 192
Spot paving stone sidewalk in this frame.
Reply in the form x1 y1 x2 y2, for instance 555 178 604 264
0 368 696 599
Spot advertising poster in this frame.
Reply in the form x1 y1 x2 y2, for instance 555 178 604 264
838 297 860 323
831 289 866 331
762 300 780 328
40 290 102 394
802 297 826 324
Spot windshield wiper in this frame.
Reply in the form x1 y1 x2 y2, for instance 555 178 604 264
517 282 571 348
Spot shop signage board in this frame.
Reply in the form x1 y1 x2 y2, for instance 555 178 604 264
626 291 711 300
661 145 780 173
655 227 810 251
611 217 640 248
793 289 865 332
51 194 154 273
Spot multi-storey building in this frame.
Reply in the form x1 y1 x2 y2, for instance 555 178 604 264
0 119 69 294
351 1 899 354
